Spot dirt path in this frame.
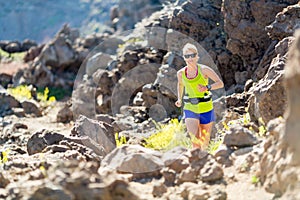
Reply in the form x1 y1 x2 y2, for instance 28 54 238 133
0 60 29 75
224 167 274 200
1 99 277 200
4 101 73 136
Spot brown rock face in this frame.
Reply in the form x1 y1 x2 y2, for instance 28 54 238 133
284 30 300 164
266 3 300 41
223 0 298 72
247 37 294 124
259 30 300 199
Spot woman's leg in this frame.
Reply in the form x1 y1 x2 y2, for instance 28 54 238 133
185 118 201 148
199 122 214 150
198 109 215 150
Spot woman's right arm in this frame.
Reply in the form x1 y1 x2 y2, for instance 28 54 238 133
175 70 184 107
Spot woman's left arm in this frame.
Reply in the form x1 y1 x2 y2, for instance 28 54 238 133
203 66 224 90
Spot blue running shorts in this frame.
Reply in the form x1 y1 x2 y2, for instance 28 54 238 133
183 109 215 124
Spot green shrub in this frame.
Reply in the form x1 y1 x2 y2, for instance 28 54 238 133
115 133 127 147
207 136 223 155
0 149 9 164
143 119 192 151
36 87 71 101
36 87 56 106
0 48 26 61
7 85 56 106
251 175 260 185
143 118 227 153
7 85 33 101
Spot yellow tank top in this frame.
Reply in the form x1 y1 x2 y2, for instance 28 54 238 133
182 64 213 113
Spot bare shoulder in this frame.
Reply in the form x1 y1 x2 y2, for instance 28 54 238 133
200 64 215 75
200 64 213 71
177 67 186 77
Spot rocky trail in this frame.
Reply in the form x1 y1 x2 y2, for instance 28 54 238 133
224 167 273 200
2 90 273 200
0 95 289 200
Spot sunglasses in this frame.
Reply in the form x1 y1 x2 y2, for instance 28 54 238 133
183 53 197 59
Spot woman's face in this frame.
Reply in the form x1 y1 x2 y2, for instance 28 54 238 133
183 50 198 65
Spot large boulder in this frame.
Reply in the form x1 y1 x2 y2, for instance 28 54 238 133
247 36 294 124
71 115 116 155
99 145 164 178
26 128 104 161
72 80 97 119
56 102 73 123
85 52 114 76
285 30 300 163
39 36 76 68
111 63 159 115
223 0 298 73
13 61 54 88
260 30 300 198
223 125 259 147
0 86 20 117
266 3 300 41
20 99 42 117
254 3 300 81
13 25 82 88
27 129 65 155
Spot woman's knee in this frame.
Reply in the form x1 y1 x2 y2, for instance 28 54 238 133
200 122 213 132
185 119 199 135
